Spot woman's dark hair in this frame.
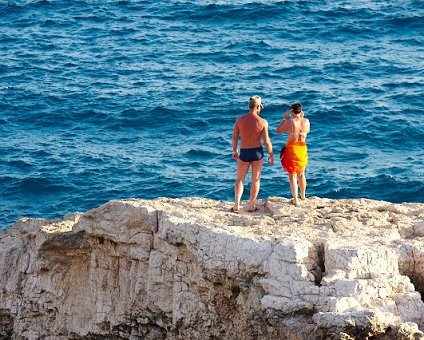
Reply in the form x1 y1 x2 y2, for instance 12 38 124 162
290 102 302 114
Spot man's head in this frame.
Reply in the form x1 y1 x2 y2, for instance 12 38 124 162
249 96 263 110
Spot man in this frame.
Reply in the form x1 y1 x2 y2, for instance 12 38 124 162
231 95 274 213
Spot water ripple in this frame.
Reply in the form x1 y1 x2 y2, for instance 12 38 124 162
0 0 423 229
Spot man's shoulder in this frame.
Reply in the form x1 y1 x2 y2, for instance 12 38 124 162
259 116 268 124
237 114 251 122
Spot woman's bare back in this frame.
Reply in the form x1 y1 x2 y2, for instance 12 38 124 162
287 117 310 143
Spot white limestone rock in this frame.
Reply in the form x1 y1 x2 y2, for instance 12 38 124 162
0 196 424 339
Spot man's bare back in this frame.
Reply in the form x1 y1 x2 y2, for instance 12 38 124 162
235 114 266 149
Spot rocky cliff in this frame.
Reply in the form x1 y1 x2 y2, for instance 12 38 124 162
1 197 424 339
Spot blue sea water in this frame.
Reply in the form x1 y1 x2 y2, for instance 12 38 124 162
0 0 423 229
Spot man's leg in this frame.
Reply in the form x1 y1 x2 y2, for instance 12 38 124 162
298 169 307 200
289 173 298 205
248 160 263 211
234 160 250 211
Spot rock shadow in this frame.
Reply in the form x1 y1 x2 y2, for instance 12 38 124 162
399 246 424 303
309 242 326 287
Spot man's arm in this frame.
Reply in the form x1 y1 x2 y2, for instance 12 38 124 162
232 120 240 159
262 120 274 165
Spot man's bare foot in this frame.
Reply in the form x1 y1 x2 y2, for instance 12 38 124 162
231 206 240 213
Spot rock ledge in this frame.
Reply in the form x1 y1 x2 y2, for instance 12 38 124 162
1 197 424 339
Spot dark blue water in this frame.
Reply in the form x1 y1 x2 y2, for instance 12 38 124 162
1 0 423 229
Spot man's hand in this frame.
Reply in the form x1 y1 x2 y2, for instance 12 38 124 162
268 153 274 165
232 151 239 160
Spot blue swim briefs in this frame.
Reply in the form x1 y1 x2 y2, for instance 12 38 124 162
239 146 264 162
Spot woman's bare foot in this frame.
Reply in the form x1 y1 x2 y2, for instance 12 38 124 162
248 203 258 212
291 198 298 206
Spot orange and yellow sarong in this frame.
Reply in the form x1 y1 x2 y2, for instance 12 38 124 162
282 141 308 174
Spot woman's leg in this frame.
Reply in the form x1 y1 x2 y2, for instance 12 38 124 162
249 160 263 210
288 173 298 205
298 168 307 200
234 160 250 211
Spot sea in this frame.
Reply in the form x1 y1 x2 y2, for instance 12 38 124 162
0 0 423 230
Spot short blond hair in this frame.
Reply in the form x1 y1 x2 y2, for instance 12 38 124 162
249 95 263 109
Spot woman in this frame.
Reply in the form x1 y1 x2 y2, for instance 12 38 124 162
276 102 310 206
